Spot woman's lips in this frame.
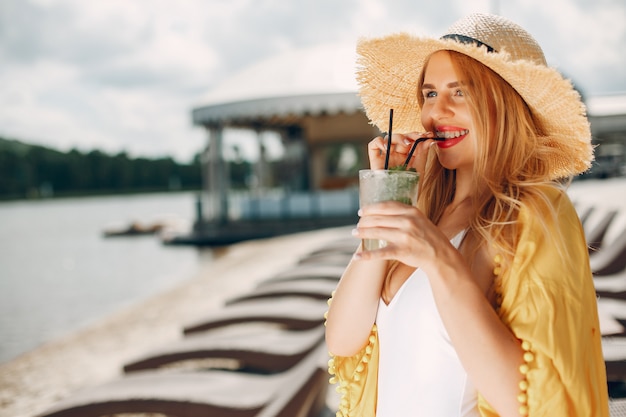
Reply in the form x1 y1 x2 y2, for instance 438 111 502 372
435 129 469 139
435 129 469 148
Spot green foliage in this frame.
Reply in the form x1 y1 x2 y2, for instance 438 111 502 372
0 137 203 199
388 165 417 172
386 168 419 205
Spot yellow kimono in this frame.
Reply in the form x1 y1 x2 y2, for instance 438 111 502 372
328 187 609 416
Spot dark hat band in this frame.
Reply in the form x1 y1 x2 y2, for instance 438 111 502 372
440 34 496 53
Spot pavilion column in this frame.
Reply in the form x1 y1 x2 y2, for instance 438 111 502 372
254 128 269 191
204 126 229 224
310 145 326 190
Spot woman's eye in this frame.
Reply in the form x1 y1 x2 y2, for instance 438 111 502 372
454 89 465 97
424 91 437 98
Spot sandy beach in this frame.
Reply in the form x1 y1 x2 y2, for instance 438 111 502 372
0 226 352 417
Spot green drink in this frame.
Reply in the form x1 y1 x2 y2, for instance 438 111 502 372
358 169 420 251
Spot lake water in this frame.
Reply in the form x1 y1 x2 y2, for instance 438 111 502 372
0 192 204 364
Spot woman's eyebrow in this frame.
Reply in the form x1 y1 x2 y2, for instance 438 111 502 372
421 81 461 90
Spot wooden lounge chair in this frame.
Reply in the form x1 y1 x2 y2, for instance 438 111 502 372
598 298 626 334
226 279 337 305
183 297 328 335
261 265 346 285
123 325 325 374
303 238 359 256
595 270 626 302
598 289 626 302
591 227 626 276
297 251 353 267
575 204 594 227
610 398 626 417
604 336 626 382
586 209 618 252
597 295 626 387
37 343 330 417
597 295 626 383
595 271 626 292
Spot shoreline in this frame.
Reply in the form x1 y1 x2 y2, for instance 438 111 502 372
0 226 352 417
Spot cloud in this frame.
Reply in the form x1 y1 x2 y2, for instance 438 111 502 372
0 0 624 162
0 0 219 160
504 0 626 94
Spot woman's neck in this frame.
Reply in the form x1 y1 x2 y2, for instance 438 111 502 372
437 168 479 237
451 168 474 207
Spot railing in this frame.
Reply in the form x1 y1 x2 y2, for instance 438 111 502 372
228 188 359 221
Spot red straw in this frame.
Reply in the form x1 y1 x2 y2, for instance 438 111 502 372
384 109 393 169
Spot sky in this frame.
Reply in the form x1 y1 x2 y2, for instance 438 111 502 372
1 0 625 163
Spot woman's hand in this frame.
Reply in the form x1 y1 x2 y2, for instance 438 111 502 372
352 200 454 270
367 132 436 174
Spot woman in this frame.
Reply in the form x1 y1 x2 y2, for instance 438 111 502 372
325 13 608 417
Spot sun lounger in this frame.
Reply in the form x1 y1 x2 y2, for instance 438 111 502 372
610 398 626 417
595 271 626 292
595 270 626 302
183 297 328 335
123 325 325 374
590 227 626 276
298 251 353 267
304 238 359 255
585 209 618 252
604 336 626 382
576 204 594 227
294 236 355 266
38 343 330 417
226 279 337 305
598 298 626 383
597 298 626 381
261 265 346 285
598 290 626 302
598 298 626 333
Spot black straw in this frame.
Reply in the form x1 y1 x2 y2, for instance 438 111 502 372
384 109 393 170
402 136 445 169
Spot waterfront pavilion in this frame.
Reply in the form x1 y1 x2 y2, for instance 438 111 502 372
187 44 380 245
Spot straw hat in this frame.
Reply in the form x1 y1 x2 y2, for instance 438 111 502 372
356 13 593 179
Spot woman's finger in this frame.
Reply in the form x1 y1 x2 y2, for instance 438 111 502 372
367 136 387 169
402 132 437 172
360 200 419 216
368 134 426 169
352 227 422 264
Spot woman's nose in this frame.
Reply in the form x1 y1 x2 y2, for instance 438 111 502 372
429 96 454 120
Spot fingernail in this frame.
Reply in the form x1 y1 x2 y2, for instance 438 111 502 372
351 228 359 236
357 209 363 216
403 138 412 145
352 252 362 260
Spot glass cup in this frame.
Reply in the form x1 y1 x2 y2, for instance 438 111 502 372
358 169 420 251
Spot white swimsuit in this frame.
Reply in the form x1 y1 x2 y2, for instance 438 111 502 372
375 231 479 416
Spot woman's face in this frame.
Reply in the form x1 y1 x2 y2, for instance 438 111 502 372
420 51 477 173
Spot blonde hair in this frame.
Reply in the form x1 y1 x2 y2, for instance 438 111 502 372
416 50 565 268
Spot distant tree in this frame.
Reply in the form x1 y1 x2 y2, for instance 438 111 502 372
0 137 202 199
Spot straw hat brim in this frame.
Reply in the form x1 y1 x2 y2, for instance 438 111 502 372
356 33 593 179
